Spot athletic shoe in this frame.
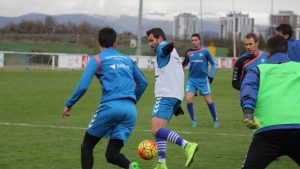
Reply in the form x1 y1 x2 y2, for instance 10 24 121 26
192 120 198 128
213 120 220 128
184 143 200 167
130 162 140 169
153 162 168 169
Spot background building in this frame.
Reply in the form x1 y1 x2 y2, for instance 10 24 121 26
173 13 198 40
219 12 254 40
269 11 300 38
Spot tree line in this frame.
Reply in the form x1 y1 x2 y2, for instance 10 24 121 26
0 15 266 57
0 16 100 34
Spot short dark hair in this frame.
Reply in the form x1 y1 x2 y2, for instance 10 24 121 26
191 33 201 40
146 28 166 40
266 35 288 56
276 24 293 37
98 27 116 48
244 33 258 43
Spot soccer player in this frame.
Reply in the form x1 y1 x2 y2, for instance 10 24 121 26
240 35 300 168
275 23 300 62
182 33 219 128
232 33 267 90
62 27 148 169
146 28 199 169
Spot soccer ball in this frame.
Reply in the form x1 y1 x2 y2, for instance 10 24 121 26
137 139 157 160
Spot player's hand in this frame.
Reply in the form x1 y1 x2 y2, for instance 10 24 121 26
162 43 174 55
243 108 261 129
62 106 71 118
208 76 213 83
174 105 184 116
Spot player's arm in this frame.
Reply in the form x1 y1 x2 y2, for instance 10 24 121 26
162 42 174 56
232 58 245 90
182 49 191 68
156 41 174 57
240 67 261 129
206 50 216 83
132 60 148 103
65 58 98 109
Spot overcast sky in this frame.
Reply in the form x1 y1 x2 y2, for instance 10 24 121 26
1 0 299 25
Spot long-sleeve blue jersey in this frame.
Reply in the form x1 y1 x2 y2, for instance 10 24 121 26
288 37 300 62
183 48 216 78
66 48 148 108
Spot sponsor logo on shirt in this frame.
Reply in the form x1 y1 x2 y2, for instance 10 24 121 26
110 64 129 69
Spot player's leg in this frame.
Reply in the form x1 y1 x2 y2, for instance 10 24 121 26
203 95 219 128
241 131 283 169
81 132 101 169
185 79 197 127
200 77 219 128
152 117 168 168
107 99 139 169
283 129 300 166
105 139 131 168
152 98 199 167
106 99 139 169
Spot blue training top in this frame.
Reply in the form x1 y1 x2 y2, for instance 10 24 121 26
288 37 300 62
66 48 148 108
183 48 216 78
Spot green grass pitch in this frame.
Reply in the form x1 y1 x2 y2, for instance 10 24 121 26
0 69 298 169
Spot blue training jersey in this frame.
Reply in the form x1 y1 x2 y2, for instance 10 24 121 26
184 48 216 78
66 48 148 108
288 37 300 62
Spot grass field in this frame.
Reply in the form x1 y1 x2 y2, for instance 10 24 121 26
0 69 298 169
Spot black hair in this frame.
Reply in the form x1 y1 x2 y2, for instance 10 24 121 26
191 33 201 40
276 24 293 37
146 28 166 40
98 27 116 48
245 33 258 43
266 35 288 56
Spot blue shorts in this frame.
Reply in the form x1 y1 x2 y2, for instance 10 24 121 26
87 99 136 144
151 97 181 121
185 77 211 96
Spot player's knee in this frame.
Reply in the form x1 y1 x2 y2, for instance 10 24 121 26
186 95 194 103
151 128 159 136
105 150 116 164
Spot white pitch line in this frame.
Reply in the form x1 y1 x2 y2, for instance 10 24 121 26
0 122 251 137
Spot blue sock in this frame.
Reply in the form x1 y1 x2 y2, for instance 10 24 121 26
208 102 218 121
187 103 196 121
155 137 166 163
156 128 188 148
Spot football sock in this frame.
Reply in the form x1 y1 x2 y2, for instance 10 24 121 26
155 137 166 163
156 128 188 148
105 139 131 168
208 102 218 121
187 103 196 121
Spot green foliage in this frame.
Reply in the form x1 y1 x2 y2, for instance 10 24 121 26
0 69 298 169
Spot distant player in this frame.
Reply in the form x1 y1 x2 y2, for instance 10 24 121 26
275 23 300 62
62 27 147 169
146 28 199 169
232 33 267 90
182 33 219 128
